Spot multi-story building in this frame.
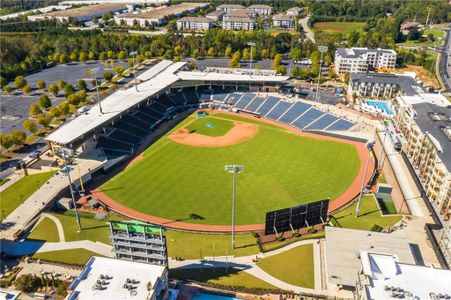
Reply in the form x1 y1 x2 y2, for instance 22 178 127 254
222 17 256 31
248 4 272 15
394 94 450 267
223 9 256 20
216 4 244 13
286 6 303 16
272 13 293 29
206 10 224 21
334 47 397 74
109 220 168 266
349 73 425 99
176 16 213 31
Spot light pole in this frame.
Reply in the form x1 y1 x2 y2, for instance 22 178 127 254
316 45 328 102
355 141 375 218
130 51 138 92
247 42 256 72
225 164 244 249
59 148 82 231
378 125 388 170
91 67 103 115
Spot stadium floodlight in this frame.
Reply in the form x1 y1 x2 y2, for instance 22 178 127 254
58 147 82 231
130 51 139 92
355 141 375 218
315 45 328 102
225 164 244 249
91 67 103 115
247 42 256 71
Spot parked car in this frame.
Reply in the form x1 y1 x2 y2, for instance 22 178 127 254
77 106 89 114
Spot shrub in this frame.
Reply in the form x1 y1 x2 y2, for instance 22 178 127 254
22 84 32 95
14 75 27 89
307 228 317 234
39 94 52 109
23 119 39 134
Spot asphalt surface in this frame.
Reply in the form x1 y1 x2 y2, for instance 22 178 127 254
438 27 451 92
184 57 296 72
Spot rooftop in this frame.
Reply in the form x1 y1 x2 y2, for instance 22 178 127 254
350 73 426 96
336 47 397 59
287 6 303 12
411 102 451 171
42 3 126 18
217 4 245 9
67 256 166 300
360 251 451 300
177 16 213 23
118 2 207 20
176 70 288 82
223 17 255 23
397 93 450 108
273 13 292 21
325 227 416 287
248 4 272 9
224 9 255 18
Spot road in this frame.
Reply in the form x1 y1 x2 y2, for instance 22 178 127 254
183 57 296 73
299 14 316 43
438 26 451 92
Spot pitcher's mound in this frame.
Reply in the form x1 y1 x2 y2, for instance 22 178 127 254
169 120 258 147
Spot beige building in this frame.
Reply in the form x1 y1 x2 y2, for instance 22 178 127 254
248 4 272 15
216 4 244 13
334 47 397 74
222 17 256 31
223 9 256 20
206 10 224 21
272 13 293 29
176 16 213 31
287 6 303 16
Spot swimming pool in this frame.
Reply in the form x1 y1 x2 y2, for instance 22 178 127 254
192 293 242 300
365 100 395 116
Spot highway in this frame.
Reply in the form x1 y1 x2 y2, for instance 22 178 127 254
438 26 451 92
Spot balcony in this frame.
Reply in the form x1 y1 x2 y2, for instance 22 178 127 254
114 248 166 261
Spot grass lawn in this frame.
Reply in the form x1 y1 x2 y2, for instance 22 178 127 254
27 217 60 243
330 195 402 231
0 171 55 221
32 249 101 265
25 134 40 145
185 116 234 137
313 22 366 34
257 244 314 288
169 268 277 290
424 28 445 38
166 231 258 259
262 232 325 253
101 113 360 225
0 178 10 186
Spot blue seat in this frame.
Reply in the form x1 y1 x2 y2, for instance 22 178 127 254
305 114 338 130
109 129 141 145
256 96 280 115
292 108 325 130
326 119 355 131
266 101 292 120
244 96 265 112
225 93 242 105
97 136 133 153
278 102 311 124
234 93 256 109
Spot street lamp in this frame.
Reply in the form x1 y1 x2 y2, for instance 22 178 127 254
91 67 103 115
130 51 138 92
355 141 375 218
225 164 244 249
59 148 82 231
315 45 328 102
247 42 256 72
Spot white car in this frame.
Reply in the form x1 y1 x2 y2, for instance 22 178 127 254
77 106 89 114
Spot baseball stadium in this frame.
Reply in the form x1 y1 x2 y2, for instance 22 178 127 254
46 60 374 233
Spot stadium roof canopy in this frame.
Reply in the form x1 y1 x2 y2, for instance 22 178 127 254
46 60 290 146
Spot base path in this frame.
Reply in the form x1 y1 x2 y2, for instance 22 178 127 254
92 111 374 232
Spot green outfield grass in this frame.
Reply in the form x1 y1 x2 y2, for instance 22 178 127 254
313 22 366 34
100 113 360 225
0 171 55 221
257 244 314 288
27 217 60 243
186 116 235 136
32 249 101 265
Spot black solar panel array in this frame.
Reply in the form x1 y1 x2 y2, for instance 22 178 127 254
264 199 329 235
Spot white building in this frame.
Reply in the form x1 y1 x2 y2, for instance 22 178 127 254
334 48 397 74
222 17 256 31
355 251 451 300
273 13 293 29
176 16 213 30
216 4 244 13
206 10 224 21
67 256 168 300
248 4 272 15
223 9 256 20
287 6 303 16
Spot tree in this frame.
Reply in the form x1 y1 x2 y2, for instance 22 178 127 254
48 84 59 97
228 51 241 68
114 66 125 76
427 33 434 41
14 75 27 89
207 47 216 57
23 119 38 134
99 51 107 61
242 48 250 61
189 61 197 70
407 29 421 41
0 134 14 150
118 50 126 60
104 71 114 81
0 76 7 88
77 79 87 91
58 101 70 115
64 84 75 96
271 53 283 70
39 94 51 109
59 54 68 64
107 50 114 59
79 52 88 63
136 54 144 64
22 84 32 95
291 47 302 61
36 79 46 90
191 49 199 59
29 103 41 116
328 69 337 80
14 274 38 293
291 66 301 78
53 53 60 63
4 85 12 93
88 51 96 60
344 73 350 84
57 80 67 89
92 16 98 24
49 106 61 118
276 65 287 75
70 52 78 62
37 114 52 128
224 46 232 58
10 130 26 146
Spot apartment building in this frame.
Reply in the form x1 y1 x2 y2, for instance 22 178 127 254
216 4 244 13
223 9 256 20
349 73 425 99
286 6 302 16
248 4 272 15
334 47 397 74
176 16 213 30
222 17 256 30
272 13 293 29
206 10 224 21
394 94 450 266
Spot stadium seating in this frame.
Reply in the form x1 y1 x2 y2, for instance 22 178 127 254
157 95 174 108
97 136 134 154
108 128 142 145
138 106 163 120
291 108 325 130
234 93 256 109
150 102 168 113
278 102 312 124
225 93 242 105
244 96 265 112
116 120 149 137
122 115 151 130
180 88 199 104
265 101 292 120
305 114 338 130
256 96 280 116
325 119 355 131
134 111 158 124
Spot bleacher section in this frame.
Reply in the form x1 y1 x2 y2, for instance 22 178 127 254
325 119 355 131
256 96 280 116
305 114 338 130
245 96 265 112
225 93 242 105
278 102 311 124
265 101 292 120
292 108 324 130
234 93 256 109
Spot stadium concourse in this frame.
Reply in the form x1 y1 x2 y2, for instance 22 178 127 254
39 60 374 233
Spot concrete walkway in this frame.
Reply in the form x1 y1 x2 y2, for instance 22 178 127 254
0 173 24 192
299 15 316 43
40 213 66 242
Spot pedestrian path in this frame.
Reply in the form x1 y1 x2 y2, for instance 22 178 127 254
39 213 66 242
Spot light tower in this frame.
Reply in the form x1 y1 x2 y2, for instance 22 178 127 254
225 164 245 249
315 45 328 102
355 141 375 218
91 67 103 115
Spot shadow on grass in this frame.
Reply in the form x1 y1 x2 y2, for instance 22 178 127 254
169 267 243 282
358 209 380 217
94 187 126 192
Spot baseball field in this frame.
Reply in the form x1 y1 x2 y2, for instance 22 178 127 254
99 112 361 226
